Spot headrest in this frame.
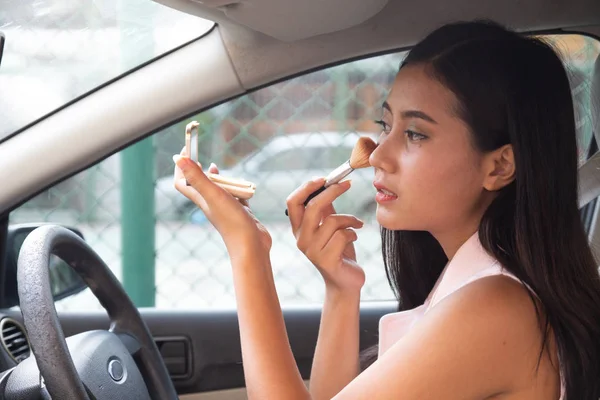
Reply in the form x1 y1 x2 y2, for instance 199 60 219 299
593 54 600 145
577 54 600 208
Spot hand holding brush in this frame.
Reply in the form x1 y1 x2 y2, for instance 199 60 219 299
285 136 377 216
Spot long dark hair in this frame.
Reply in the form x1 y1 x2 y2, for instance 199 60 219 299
360 20 600 400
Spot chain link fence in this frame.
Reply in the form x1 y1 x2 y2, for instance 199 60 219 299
11 52 408 310
6 28 600 311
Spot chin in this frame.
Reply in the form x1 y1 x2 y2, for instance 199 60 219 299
375 206 427 231
375 208 414 231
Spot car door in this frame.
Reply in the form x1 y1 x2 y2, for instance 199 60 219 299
1 33 599 400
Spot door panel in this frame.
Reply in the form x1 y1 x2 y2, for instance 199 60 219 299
2 302 395 395
180 388 249 400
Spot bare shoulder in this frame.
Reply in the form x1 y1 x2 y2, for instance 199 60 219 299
336 274 555 399
419 274 554 390
444 274 543 326
432 274 549 361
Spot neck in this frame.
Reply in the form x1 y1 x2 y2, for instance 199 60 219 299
434 191 497 259
433 226 479 260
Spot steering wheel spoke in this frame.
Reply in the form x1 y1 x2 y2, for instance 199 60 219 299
113 330 143 356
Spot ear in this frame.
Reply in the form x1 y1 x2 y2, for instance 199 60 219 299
483 144 516 191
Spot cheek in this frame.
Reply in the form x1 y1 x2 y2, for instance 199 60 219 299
401 149 468 195
431 150 482 211
384 149 483 229
429 152 481 196
422 151 484 224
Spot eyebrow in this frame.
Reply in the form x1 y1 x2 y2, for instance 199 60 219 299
382 101 438 124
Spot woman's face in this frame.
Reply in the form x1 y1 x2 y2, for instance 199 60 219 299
369 64 494 237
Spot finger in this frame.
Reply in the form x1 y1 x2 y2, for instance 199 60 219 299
322 229 359 259
286 177 326 233
314 215 364 251
208 162 219 174
294 181 352 253
174 155 222 203
321 203 337 220
174 148 188 181
299 180 352 238
174 177 208 209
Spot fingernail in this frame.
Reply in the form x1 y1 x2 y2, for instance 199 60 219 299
173 155 192 169
210 162 217 169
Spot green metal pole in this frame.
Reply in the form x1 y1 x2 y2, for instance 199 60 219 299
119 0 156 307
120 138 156 307
83 166 98 223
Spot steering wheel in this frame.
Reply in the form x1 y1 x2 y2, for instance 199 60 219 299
3 225 178 400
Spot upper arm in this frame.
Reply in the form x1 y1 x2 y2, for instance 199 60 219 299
334 276 544 400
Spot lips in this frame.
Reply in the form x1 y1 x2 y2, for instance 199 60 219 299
373 182 397 196
378 188 396 196
373 181 398 203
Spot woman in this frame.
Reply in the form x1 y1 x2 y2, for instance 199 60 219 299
173 20 600 399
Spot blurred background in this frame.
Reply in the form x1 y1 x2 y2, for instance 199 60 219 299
2 0 599 311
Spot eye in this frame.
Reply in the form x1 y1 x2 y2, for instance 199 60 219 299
374 120 391 134
405 129 428 142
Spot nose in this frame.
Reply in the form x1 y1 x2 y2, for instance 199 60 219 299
369 136 395 173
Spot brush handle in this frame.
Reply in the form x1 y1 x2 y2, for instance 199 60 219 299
325 160 353 183
284 161 355 216
284 185 326 216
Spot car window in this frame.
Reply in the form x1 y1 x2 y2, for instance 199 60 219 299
258 147 345 171
327 146 355 168
0 0 214 139
10 33 600 311
259 148 323 171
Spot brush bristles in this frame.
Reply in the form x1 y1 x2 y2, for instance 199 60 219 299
349 136 377 169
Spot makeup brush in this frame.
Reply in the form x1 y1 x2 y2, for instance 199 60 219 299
284 136 377 216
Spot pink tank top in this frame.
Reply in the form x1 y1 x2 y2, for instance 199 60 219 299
378 232 566 399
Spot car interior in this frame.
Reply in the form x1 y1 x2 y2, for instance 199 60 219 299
0 0 598 398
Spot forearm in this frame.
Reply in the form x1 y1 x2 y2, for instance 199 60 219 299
309 289 361 400
229 248 310 400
